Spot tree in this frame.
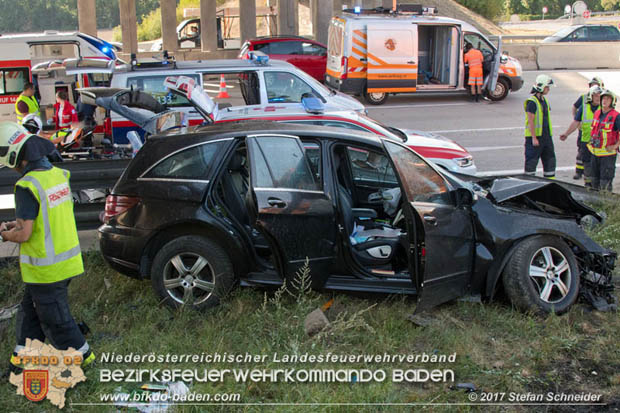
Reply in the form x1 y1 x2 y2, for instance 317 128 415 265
455 0 506 20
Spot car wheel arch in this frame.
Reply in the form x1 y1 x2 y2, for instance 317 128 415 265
139 221 250 280
484 232 587 302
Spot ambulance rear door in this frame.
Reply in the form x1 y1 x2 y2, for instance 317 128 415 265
366 24 418 93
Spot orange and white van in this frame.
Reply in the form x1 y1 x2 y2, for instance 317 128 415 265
325 6 524 105
0 31 117 122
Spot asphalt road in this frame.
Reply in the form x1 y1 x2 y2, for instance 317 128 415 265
365 70 620 192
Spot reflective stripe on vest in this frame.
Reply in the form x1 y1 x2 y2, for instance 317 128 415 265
524 96 552 137
15 94 40 123
588 109 620 156
16 168 83 284
580 103 596 143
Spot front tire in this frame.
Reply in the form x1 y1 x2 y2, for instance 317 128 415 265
502 236 579 314
487 77 510 101
151 235 236 311
363 90 388 105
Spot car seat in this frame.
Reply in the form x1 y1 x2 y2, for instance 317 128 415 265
335 153 402 267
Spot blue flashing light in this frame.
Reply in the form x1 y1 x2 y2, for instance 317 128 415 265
354 6 361 13
248 51 269 65
301 96 324 114
102 46 109 53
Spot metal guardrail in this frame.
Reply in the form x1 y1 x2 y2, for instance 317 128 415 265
490 35 548 44
0 159 130 230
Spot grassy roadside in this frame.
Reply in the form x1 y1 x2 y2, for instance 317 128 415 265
0 201 618 412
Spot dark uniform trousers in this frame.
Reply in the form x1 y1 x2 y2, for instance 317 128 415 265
16 279 86 352
525 136 556 177
576 135 592 182
590 153 617 191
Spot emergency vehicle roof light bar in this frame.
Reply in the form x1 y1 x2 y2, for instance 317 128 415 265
248 51 269 65
130 50 176 71
342 5 437 16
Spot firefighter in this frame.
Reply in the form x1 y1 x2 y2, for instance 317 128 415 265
524 75 556 178
463 42 484 102
559 85 602 187
0 122 94 375
587 89 620 191
571 76 604 179
14 82 40 125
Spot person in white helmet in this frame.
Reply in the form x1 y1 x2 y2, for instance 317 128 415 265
587 89 620 191
570 76 604 180
0 122 94 375
524 74 556 178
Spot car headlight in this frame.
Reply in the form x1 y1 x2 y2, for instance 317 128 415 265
514 60 523 77
455 156 473 168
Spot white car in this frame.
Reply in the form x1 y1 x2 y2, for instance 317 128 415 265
36 53 365 145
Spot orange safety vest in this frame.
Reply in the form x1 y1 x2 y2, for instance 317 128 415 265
464 49 483 73
589 109 620 156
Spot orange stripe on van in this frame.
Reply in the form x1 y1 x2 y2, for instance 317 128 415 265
348 56 366 67
352 37 367 50
368 63 418 70
347 72 367 78
351 46 366 59
353 30 367 40
326 68 341 78
367 52 388 66
367 73 418 80
368 87 417 93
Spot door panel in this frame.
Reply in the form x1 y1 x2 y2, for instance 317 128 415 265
383 140 474 312
247 135 336 287
367 27 418 93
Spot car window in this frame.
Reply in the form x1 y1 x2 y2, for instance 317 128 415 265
383 141 451 204
346 146 398 187
566 27 587 41
268 41 303 55
253 43 270 53
464 33 494 55
202 71 259 106
0 68 29 95
145 141 224 179
250 136 319 190
127 74 200 107
264 71 317 103
606 26 620 40
302 42 326 56
302 141 321 184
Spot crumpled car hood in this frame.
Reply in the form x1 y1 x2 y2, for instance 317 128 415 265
485 177 599 220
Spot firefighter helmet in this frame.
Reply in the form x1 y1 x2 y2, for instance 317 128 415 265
0 122 34 168
589 76 604 88
532 75 554 93
600 89 616 108
586 85 603 103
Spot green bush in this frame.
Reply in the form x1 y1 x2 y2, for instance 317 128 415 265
137 7 162 41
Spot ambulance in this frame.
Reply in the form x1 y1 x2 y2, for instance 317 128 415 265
325 5 524 105
0 31 117 122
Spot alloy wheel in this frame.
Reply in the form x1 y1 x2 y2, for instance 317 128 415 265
162 253 215 306
528 247 572 304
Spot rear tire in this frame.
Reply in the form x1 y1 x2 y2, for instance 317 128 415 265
151 235 236 311
502 236 579 314
363 90 388 105
487 77 510 101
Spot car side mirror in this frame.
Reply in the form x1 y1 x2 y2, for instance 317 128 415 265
452 187 474 208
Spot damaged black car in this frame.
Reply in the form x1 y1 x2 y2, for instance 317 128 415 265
82 86 616 314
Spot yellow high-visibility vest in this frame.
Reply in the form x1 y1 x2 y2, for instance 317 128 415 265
524 96 552 137
15 167 83 284
15 94 40 123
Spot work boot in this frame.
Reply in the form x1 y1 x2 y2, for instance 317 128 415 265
573 170 583 180
9 353 22 375
475 94 480 102
82 350 96 368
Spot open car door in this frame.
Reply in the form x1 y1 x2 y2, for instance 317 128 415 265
246 134 337 288
77 87 186 136
164 76 217 122
383 140 475 313
484 36 502 95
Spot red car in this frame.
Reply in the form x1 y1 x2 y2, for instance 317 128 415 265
239 36 327 82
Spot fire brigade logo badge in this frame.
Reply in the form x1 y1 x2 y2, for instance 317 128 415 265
24 370 49 402
384 38 397 51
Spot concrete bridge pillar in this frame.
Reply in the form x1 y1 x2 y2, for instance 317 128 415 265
119 0 138 56
77 0 97 37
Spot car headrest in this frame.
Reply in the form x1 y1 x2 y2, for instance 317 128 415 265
229 152 245 172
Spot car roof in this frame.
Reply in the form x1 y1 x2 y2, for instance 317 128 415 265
127 121 386 177
114 58 295 74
